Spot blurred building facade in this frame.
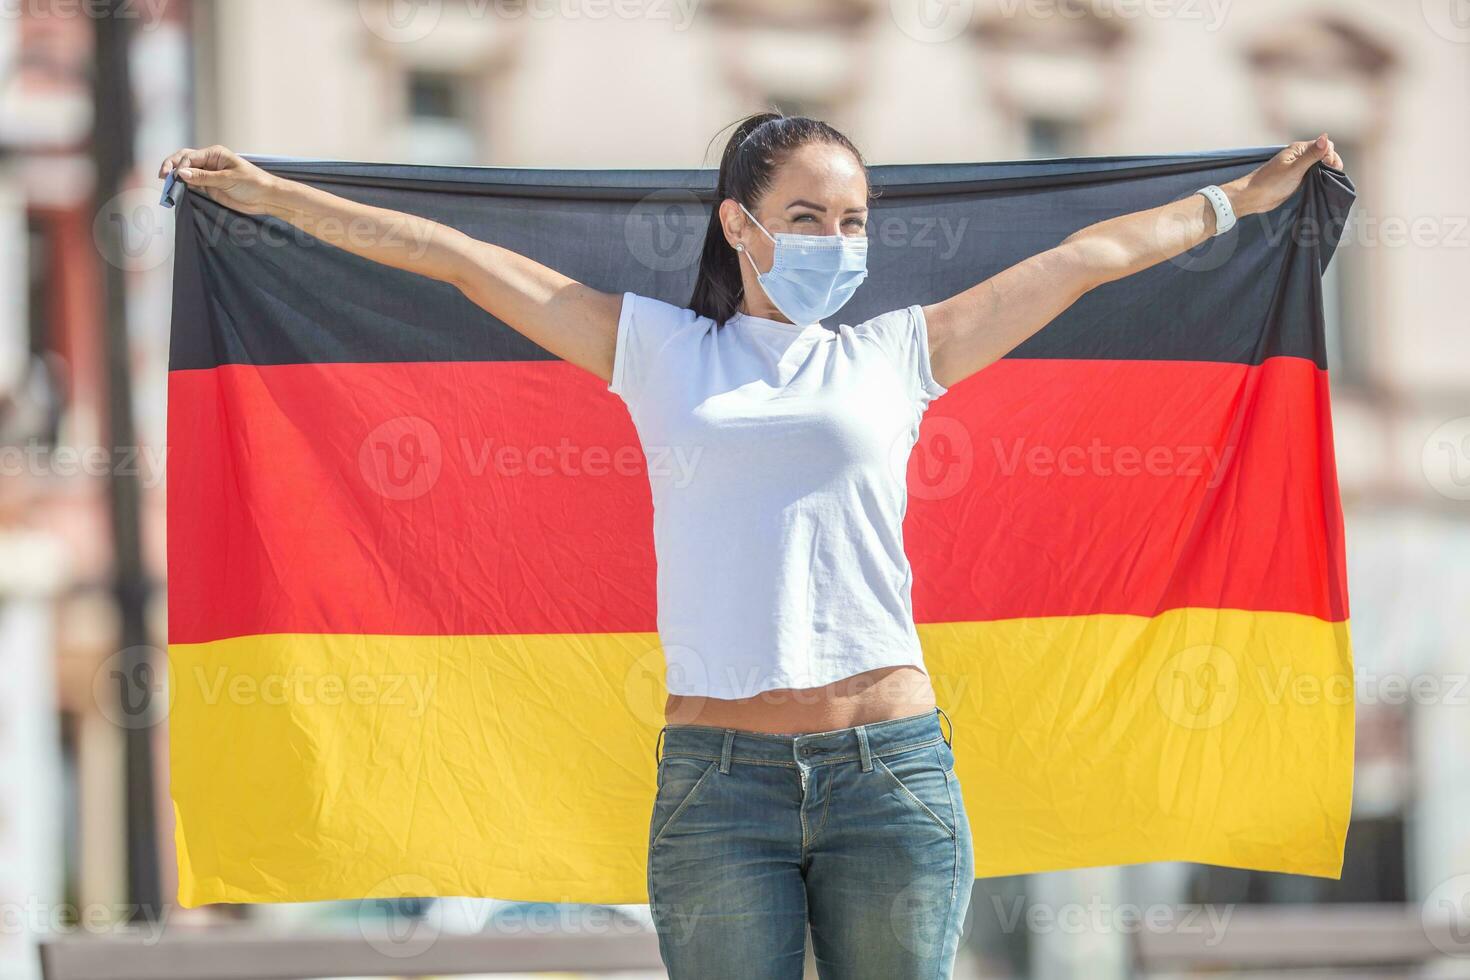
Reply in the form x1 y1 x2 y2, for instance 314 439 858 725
1 0 1466 977
1 3 186 977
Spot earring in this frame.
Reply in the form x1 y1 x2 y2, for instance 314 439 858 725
735 243 744 252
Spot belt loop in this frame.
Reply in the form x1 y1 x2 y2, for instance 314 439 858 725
856 725 873 772
935 706 953 747
719 730 734 774
654 727 665 766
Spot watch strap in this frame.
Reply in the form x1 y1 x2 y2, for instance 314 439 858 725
1196 184 1236 236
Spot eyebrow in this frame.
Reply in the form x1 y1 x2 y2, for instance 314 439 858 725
785 199 868 214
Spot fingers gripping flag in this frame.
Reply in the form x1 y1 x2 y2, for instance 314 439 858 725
166 151 1355 906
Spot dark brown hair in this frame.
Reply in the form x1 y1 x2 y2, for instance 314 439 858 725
688 111 871 325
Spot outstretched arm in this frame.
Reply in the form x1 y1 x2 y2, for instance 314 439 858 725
158 145 622 382
924 135 1345 389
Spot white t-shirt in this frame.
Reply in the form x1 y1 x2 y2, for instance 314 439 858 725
609 292 948 699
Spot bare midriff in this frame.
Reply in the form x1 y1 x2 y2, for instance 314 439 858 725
663 664 937 735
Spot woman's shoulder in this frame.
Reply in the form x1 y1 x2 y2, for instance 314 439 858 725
840 304 925 348
839 304 947 400
619 291 716 333
608 292 716 406
843 304 921 333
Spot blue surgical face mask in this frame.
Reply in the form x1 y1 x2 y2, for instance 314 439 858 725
736 201 868 325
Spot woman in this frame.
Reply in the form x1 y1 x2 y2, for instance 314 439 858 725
159 113 1343 979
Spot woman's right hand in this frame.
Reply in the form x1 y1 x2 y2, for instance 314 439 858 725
158 145 277 215
156 142 621 383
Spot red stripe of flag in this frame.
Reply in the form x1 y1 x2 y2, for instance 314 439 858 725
167 356 1345 644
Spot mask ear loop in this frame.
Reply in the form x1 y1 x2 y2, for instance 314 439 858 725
733 202 775 305
736 201 777 245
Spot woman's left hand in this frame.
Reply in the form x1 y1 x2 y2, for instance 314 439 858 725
1227 133 1345 218
925 132 1346 389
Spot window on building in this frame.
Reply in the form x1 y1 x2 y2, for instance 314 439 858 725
970 4 1122 161
1024 116 1086 159
704 0 870 134
409 72 459 119
401 70 479 166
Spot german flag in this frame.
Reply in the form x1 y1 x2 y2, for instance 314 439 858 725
166 152 1355 906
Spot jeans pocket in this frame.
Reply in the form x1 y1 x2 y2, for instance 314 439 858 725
650 758 718 847
874 743 957 839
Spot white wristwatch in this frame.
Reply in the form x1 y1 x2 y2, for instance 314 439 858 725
1196 184 1236 236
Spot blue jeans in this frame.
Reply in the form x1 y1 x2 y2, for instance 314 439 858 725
648 707 974 978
